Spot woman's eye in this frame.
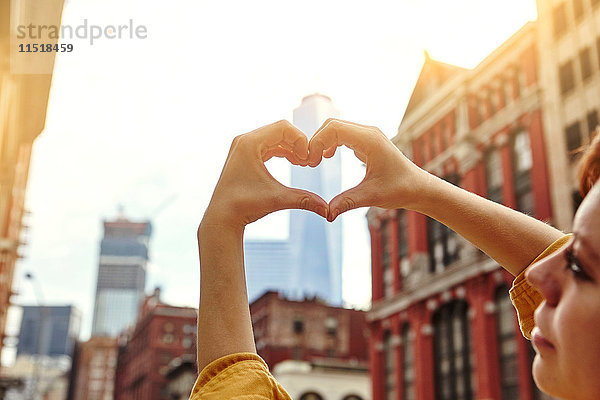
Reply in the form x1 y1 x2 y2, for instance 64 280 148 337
565 250 592 281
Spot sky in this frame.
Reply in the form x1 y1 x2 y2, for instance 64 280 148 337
5 0 538 363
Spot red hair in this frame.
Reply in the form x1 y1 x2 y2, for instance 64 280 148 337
578 127 600 198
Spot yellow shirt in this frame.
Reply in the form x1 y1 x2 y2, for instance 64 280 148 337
189 235 571 399
189 352 291 399
509 234 571 340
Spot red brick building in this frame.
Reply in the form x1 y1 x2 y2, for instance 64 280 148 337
367 23 556 400
250 291 369 370
114 289 197 400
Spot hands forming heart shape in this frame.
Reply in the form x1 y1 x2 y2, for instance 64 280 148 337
203 119 428 231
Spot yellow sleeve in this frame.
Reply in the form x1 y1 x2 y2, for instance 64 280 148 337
509 234 572 340
188 352 292 400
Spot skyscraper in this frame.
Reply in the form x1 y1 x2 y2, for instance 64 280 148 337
289 94 343 305
17 305 81 358
91 216 152 337
243 240 292 303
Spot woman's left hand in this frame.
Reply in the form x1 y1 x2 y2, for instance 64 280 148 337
201 120 329 231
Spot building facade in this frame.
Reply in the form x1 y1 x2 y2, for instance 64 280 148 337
114 288 197 400
17 305 81 358
289 94 343 305
244 239 293 303
250 291 368 371
273 359 370 400
69 337 119 400
535 0 600 230
91 217 152 337
0 0 64 363
367 22 561 400
2 355 71 400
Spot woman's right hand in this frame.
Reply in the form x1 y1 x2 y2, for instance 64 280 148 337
308 118 431 221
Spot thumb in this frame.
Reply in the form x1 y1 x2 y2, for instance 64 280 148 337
277 186 329 220
328 182 373 222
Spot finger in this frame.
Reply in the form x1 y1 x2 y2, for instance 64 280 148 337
323 145 337 159
327 181 375 222
308 119 376 167
252 120 309 161
262 146 308 166
275 186 329 219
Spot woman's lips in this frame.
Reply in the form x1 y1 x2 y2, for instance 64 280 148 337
531 327 555 352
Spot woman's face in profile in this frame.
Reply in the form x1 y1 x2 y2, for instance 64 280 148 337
526 184 600 400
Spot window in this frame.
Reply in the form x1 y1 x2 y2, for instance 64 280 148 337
580 47 593 81
325 317 338 336
587 110 599 134
383 330 397 400
381 220 393 298
427 176 460 274
552 3 567 39
299 392 324 400
488 89 497 116
513 67 522 99
293 317 304 334
597 37 600 70
485 148 504 204
496 286 520 400
397 210 408 260
183 324 195 334
402 324 416 400
433 301 473 400
565 121 582 153
552 3 568 39
441 121 449 150
559 60 575 94
182 337 194 348
512 131 534 215
573 0 584 20
162 334 174 344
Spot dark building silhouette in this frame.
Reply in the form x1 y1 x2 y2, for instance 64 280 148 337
17 305 81 358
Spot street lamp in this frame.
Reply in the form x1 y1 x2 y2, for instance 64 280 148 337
24 272 47 400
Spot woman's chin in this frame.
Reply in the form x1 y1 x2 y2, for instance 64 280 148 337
532 355 563 399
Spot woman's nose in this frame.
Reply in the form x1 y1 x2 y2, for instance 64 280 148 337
525 251 564 307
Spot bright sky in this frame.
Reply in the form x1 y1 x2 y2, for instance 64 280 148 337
6 0 537 362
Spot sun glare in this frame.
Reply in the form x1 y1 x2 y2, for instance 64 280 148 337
416 0 538 68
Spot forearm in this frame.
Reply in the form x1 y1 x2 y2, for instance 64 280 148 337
196 220 256 372
408 172 564 276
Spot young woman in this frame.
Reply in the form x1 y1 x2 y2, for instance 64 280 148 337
190 119 600 399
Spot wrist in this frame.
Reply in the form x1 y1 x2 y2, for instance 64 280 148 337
402 170 446 213
199 207 245 237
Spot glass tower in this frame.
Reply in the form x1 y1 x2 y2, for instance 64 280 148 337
289 94 343 305
244 239 292 303
91 217 151 337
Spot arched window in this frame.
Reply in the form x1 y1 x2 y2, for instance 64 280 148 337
401 324 416 400
512 130 534 215
433 300 473 400
342 395 363 400
495 286 520 400
382 330 396 400
299 392 324 400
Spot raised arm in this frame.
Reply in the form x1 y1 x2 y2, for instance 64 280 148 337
308 119 563 276
197 120 328 372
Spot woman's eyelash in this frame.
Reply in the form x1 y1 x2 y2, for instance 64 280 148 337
565 249 592 281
